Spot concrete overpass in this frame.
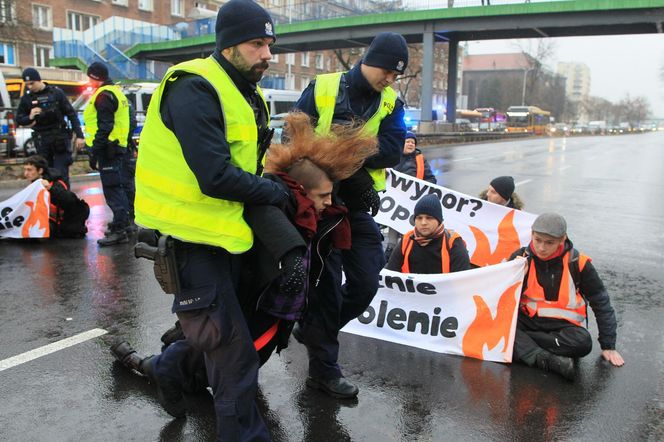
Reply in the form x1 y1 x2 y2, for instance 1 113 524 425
125 0 664 125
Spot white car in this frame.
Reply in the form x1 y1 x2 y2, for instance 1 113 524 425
13 126 36 157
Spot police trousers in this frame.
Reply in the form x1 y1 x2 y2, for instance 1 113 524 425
299 211 385 380
153 242 269 442
34 131 72 186
513 313 593 366
98 155 129 228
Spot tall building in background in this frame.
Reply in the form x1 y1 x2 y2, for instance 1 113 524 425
556 62 591 103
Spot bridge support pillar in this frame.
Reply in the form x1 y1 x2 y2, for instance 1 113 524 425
420 26 434 134
446 39 458 123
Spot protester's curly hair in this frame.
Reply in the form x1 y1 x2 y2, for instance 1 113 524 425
265 112 378 182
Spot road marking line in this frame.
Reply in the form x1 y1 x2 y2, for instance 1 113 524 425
452 157 474 162
0 328 108 372
560 165 571 171
515 179 532 187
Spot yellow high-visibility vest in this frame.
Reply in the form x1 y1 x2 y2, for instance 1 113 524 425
83 84 130 148
313 71 397 191
135 56 267 251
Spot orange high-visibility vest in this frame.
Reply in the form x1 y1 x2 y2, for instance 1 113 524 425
48 179 68 225
415 153 425 180
400 229 461 274
520 251 589 326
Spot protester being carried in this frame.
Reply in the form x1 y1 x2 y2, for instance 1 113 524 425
110 112 378 415
509 212 624 381
479 175 524 210
23 155 89 238
386 194 470 274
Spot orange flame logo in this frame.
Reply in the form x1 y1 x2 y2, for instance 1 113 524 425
21 188 50 238
461 282 521 361
470 210 521 267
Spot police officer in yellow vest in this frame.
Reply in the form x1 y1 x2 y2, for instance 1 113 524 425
84 62 132 247
133 1 287 439
293 32 409 399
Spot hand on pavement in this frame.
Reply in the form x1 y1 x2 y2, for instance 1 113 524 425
602 349 625 367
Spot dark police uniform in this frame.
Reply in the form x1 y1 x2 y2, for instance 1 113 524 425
295 62 406 389
16 84 84 186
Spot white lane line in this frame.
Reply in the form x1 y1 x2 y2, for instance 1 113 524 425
559 165 571 171
515 179 532 187
452 157 474 162
0 328 108 372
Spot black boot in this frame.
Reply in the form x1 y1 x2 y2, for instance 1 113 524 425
110 341 149 375
98 226 128 246
535 351 576 381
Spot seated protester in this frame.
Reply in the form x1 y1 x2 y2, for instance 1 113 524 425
23 155 89 238
386 194 470 274
394 131 436 184
479 175 524 210
109 112 378 416
509 213 624 381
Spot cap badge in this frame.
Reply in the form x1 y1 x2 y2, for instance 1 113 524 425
397 60 404 71
265 22 274 36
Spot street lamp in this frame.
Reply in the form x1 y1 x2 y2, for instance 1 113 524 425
521 68 534 106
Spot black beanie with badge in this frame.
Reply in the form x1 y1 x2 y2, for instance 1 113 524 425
490 176 515 201
363 32 409 74
87 62 109 82
414 194 443 225
215 0 276 51
22 68 41 82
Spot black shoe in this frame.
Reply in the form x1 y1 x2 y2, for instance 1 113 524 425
110 341 145 373
141 356 186 418
98 229 129 247
125 222 138 236
306 376 359 399
535 352 576 381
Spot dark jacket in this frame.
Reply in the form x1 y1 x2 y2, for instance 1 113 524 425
386 230 471 274
158 51 285 206
42 168 89 238
394 149 436 184
242 174 348 357
296 64 406 211
16 84 84 138
509 239 618 350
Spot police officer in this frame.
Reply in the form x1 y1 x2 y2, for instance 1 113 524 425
16 68 85 187
134 0 287 439
83 62 133 247
294 32 409 398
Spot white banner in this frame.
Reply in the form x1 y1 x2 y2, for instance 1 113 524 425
0 180 50 239
376 169 538 266
342 259 527 363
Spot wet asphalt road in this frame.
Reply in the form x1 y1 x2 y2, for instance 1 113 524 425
1 132 662 441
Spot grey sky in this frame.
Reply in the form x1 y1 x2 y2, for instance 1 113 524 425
467 34 664 118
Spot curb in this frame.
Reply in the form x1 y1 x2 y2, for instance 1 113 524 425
0 172 100 190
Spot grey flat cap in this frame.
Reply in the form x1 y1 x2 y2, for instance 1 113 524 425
531 212 567 238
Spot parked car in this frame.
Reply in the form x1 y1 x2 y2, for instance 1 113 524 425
12 127 36 157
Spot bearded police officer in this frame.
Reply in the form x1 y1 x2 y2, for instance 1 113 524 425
83 62 133 246
134 0 287 439
294 32 409 398
16 68 85 186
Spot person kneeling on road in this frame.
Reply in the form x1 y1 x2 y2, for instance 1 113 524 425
23 155 89 238
385 193 470 274
509 212 624 381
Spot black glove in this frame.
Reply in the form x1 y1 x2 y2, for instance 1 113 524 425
361 186 380 216
278 248 306 299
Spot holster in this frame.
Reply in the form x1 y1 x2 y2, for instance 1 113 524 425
134 228 181 295
104 140 120 160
